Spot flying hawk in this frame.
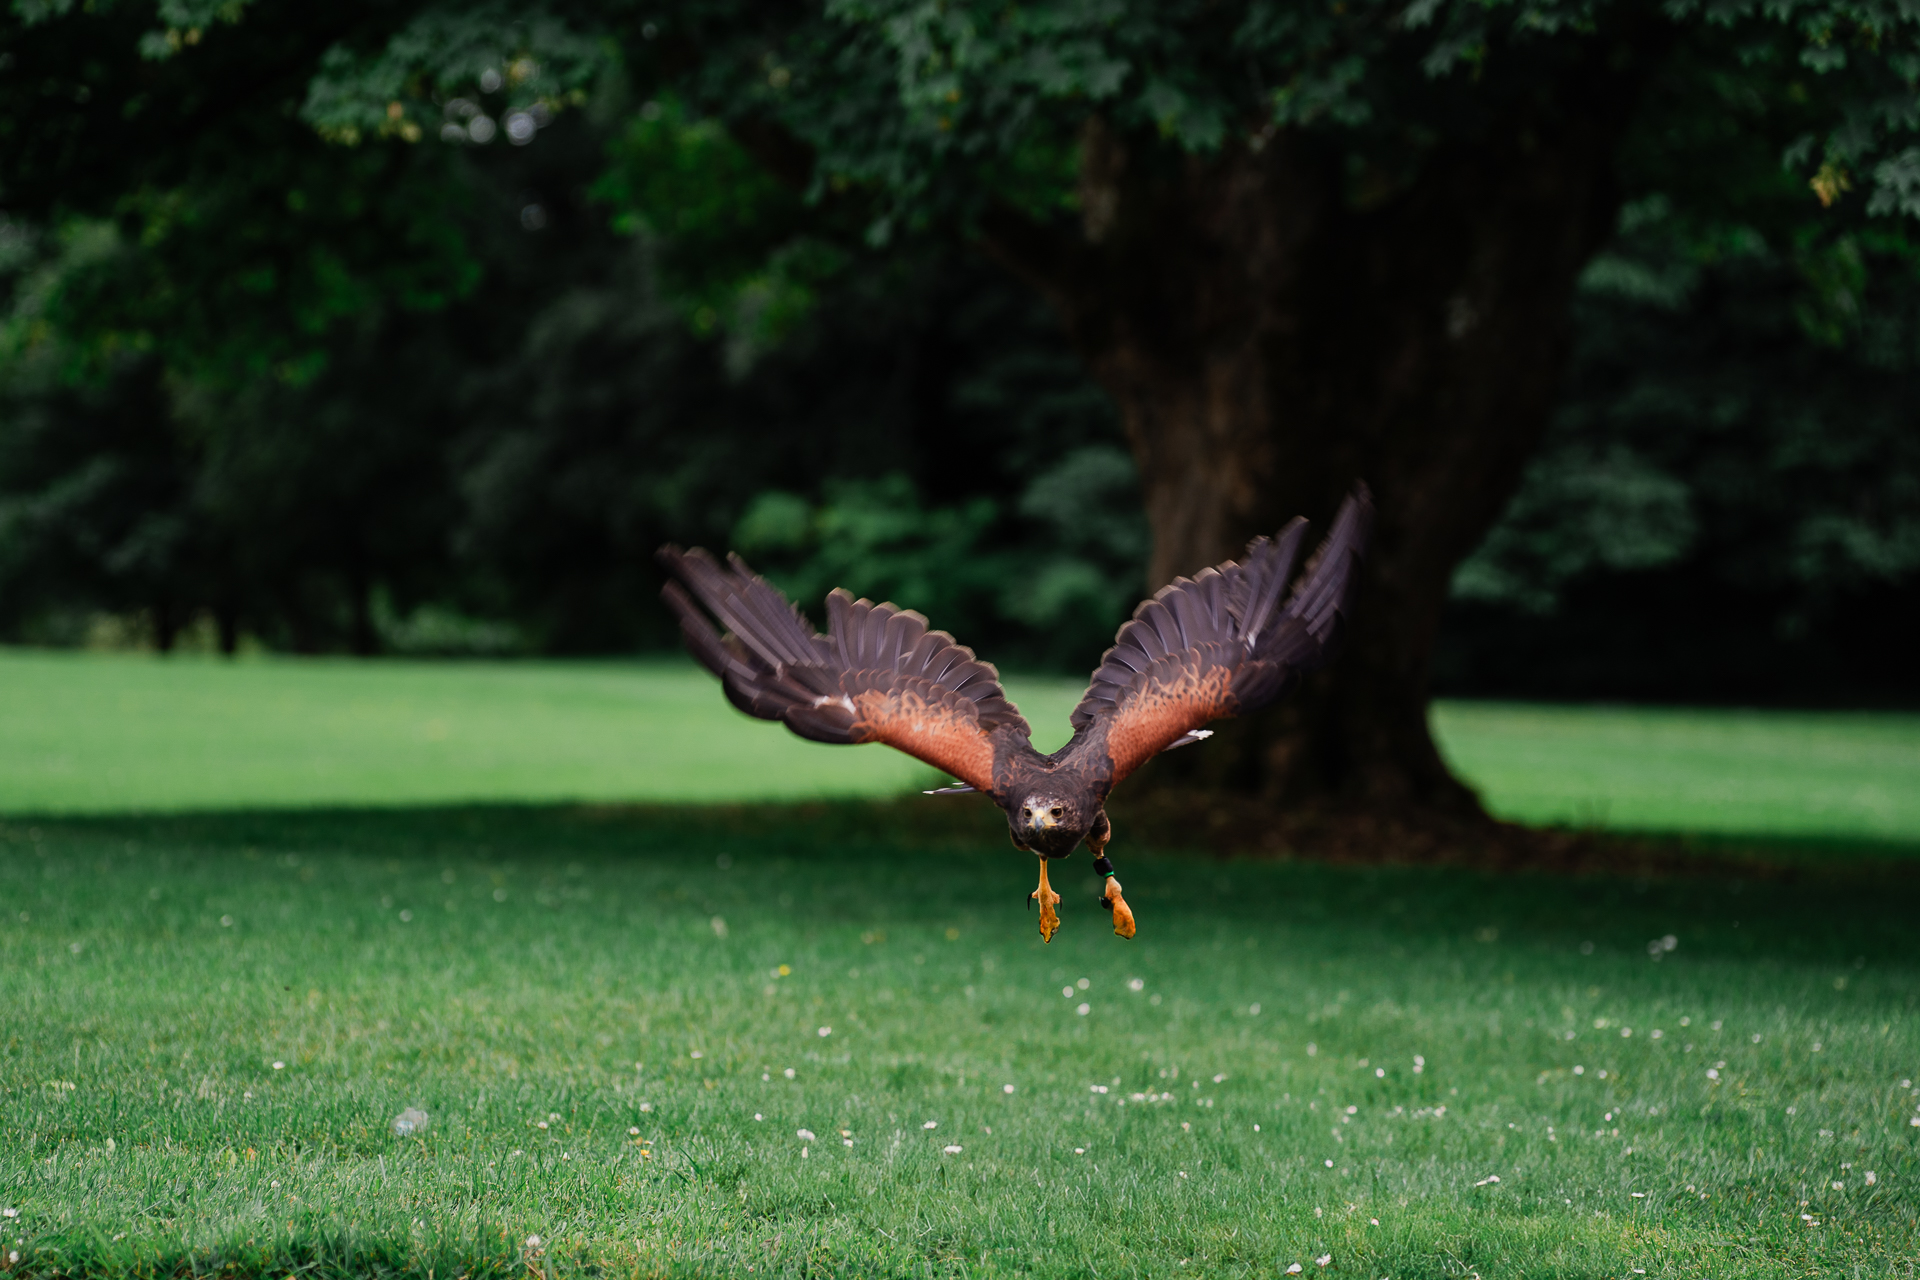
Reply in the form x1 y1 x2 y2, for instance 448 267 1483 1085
658 486 1371 942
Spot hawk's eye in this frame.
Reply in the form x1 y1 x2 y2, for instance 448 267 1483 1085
1050 807 1062 818
1021 808 1031 819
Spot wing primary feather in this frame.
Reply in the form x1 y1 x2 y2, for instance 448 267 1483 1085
1059 482 1372 788
662 542 1043 795
1283 487 1374 642
1242 519 1308 648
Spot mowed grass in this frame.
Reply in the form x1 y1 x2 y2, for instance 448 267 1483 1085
5 649 1920 849
0 807 1916 1277
1432 702 1920 847
0 650 1084 813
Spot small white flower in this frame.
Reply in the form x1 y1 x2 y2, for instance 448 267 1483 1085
1369 1218 1379 1225
628 1127 640 1136
753 1113 763 1121
1866 1171 1877 1185
1077 977 1090 989
1003 1084 1015 1094
943 1144 963 1154
1324 1159 1334 1167
1062 986 1074 998
1316 1255 1332 1267
1631 1192 1645 1198
1286 1265 1303 1274
923 1120 938 1129
1076 1003 1091 1015
1213 1073 1227 1083
1 1209 14 1218
1073 1147 1085 1155
783 1068 796 1079
1177 1170 1188 1178
797 1129 815 1141
525 1236 542 1248
818 1026 831 1037
1833 1181 1844 1190
1128 978 1144 991
272 1061 285 1070
640 1102 652 1112
1474 1174 1500 1186
691 1050 703 1059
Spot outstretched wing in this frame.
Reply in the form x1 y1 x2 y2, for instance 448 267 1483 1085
658 547 1035 796
1064 485 1373 787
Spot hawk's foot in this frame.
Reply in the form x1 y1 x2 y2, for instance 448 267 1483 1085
1099 878 1136 940
1030 860 1061 943
1086 818 1133 939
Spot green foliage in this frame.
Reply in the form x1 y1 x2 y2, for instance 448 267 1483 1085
3 0 1918 695
1444 197 1920 697
593 96 842 353
1438 24 1920 701
731 459 1147 671
1 804 1917 1275
299 6 604 146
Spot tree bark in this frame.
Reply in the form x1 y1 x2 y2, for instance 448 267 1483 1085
981 80 1643 819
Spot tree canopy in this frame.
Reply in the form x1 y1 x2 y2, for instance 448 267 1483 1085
0 0 1915 713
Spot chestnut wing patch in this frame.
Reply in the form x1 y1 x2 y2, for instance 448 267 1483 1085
1067 487 1373 787
1098 650 1239 784
659 547 1032 795
847 685 1001 793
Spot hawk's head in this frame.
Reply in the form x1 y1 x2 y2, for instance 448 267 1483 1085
1006 793 1093 857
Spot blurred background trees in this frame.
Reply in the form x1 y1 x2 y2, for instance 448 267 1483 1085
1 1 1916 714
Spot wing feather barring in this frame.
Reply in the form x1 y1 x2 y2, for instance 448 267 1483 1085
659 484 1373 942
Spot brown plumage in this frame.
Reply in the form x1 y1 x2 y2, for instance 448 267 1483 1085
659 485 1373 941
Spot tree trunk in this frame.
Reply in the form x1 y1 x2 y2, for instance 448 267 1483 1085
982 89 1641 821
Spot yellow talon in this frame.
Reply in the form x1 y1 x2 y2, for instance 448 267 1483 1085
1031 860 1061 943
1101 878 1136 939
1086 818 1134 939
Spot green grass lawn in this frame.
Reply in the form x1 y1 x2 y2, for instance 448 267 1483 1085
0 650 1083 814
4 649 1919 1277
3 805 1917 1278
1431 702 1920 847
4 649 1919 848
